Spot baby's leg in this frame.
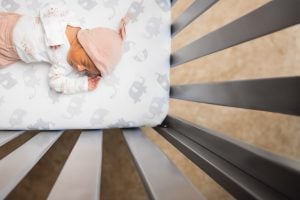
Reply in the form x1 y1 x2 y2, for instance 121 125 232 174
0 12 19 16
0 12 21 68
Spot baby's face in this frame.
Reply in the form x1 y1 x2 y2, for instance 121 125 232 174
77 65 100 77
87 67 101 76
86 70 100 77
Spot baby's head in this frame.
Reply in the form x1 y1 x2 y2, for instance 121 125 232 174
68 12 132 77
67 37 101 77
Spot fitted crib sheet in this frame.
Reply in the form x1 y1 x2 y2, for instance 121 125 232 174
0 0 170 130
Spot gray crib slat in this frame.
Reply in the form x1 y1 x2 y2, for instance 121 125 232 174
158 115 300 199
122 128 205 200
171 0 218 36
170 76 300 116
171 0 300 67
0 131 24 147
0 131 63 199
154 126 286 200
47 130 103 200
171 0 177 7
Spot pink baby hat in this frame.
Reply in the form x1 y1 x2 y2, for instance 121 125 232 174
77 12 132 77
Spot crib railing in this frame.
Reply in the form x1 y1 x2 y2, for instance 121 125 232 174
1 0 300 199
164 0 300 199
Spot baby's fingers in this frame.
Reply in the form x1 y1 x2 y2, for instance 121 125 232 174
92 77 101 83
93 79 99 86
92 79 98 84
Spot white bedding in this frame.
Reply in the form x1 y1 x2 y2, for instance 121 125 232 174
0 0 170 130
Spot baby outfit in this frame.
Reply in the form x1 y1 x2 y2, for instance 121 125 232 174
0 2 130 94
14 3 88 94
0 12 21 66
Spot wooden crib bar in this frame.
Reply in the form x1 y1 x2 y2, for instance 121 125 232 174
171 0 218 36
170 76 300 116
0 131 24 147
155 115 300 199
170 0 178 7
0 131 62 198
154 125 287 200
167 1 300 198
48 130 103 200
0 129 205 199
122 128 205 200
171 0 300 67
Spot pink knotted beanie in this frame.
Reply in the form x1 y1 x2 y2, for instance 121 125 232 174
77 12 132 77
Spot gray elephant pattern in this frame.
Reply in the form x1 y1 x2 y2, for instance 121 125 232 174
90 107 109 126
147 96 166 119
78 0 98 11
127 0 144 23
23 66 41 99
63 95 86 119
144 17 163 39
9 108 27 127
155 0 170 12
48 88 62 103
102 0 120 19
156 72 169 91
129 76 147 103
27 118 55 129
1 0 20 11
0 72 18 89
108 118 136 128
0 0 170 129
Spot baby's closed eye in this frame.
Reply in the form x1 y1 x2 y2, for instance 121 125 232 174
50 45 61 50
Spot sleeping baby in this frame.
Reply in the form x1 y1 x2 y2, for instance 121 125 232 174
0 2 132 94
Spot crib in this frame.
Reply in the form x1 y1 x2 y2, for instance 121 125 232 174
1 0 300 199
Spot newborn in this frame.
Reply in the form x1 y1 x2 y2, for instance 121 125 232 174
0 2 131 94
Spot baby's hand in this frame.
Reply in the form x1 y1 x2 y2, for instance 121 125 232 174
88 76 101 91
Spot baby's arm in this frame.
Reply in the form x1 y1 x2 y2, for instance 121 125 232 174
39 3 65 47
48 63 89 94
39 2 82 47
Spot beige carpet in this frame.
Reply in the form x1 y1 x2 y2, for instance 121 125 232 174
143 0 300 199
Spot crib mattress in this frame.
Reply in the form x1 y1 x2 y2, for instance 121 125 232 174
0 0 170 130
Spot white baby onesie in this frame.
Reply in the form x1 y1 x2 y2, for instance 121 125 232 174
12 2 88 94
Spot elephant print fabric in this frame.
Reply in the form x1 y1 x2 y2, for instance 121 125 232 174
0 0 171 130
